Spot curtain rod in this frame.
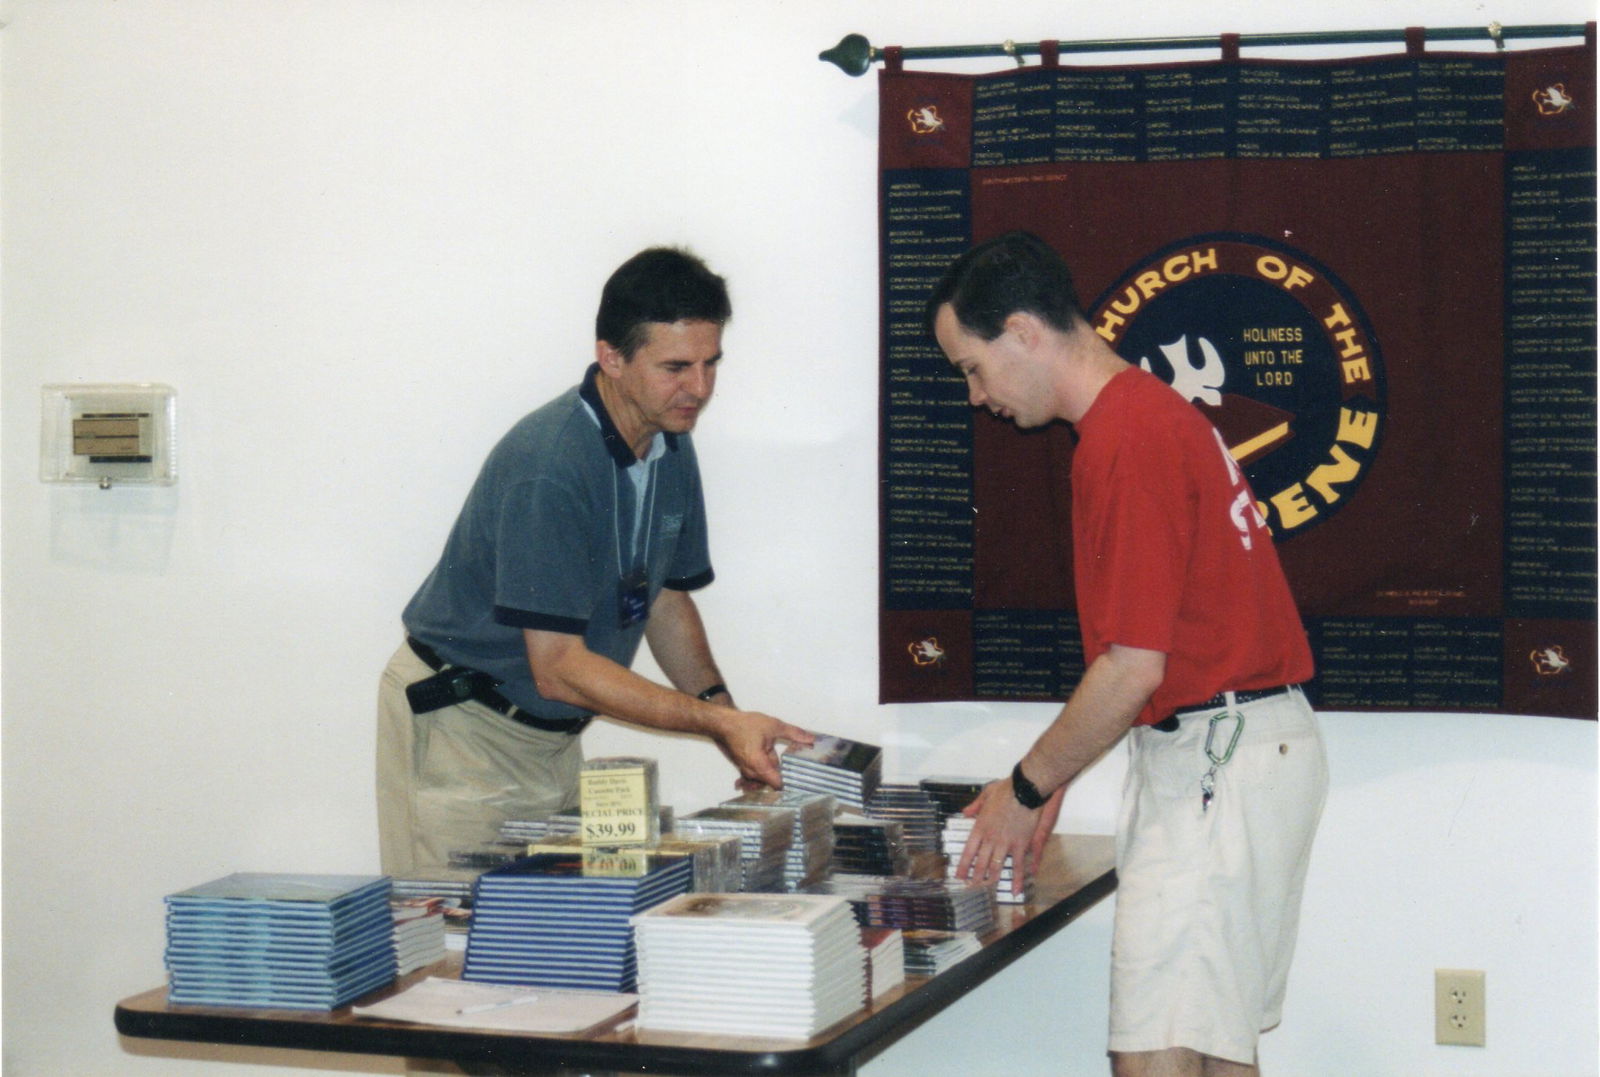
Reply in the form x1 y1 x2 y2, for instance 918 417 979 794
819 23 1594 76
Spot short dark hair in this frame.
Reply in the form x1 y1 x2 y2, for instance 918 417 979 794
925 230 1085 341
595 247 732 358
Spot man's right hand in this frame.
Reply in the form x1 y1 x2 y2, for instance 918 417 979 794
707 709 814 790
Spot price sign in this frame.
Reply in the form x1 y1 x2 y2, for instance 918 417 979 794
581 847 649 877
579 765 652 847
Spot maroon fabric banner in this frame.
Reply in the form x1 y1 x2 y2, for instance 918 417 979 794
878 38 1596 718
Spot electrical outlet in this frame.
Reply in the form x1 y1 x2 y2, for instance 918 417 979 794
1435 969 1486 1046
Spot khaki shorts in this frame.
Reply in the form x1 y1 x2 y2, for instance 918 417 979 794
1108 688 1327 1064
375 642 584 876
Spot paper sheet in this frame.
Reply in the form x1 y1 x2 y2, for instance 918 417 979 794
352 977 636 1034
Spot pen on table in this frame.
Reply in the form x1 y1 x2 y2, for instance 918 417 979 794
458 994 539 1015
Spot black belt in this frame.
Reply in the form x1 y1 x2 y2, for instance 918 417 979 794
1152 684 1299 732
404 637 591 735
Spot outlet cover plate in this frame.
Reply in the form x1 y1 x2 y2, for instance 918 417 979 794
1435 968 1486 1047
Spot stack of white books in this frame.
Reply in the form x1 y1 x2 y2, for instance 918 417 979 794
941 816 1033 904
632 892 867 1040
163 873 395 1010
391 901 448 975
902 929 982 976
780 735 882 812
388 873 475 951
860 926 905 1001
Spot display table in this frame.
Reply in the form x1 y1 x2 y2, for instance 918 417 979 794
115 834 1114 1077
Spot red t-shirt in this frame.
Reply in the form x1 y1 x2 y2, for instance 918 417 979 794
1071 366 1314 726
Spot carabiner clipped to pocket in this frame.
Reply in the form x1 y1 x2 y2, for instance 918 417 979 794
1200 705 1245 813
1205 709 1244 767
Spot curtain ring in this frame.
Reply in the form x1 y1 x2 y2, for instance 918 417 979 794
1487 21 1505 51
1003 39 1025 67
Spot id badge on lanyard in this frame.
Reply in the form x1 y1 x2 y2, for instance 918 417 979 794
618 565 649 629
615 457 658 630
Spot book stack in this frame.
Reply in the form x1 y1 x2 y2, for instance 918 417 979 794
941 816 1033 904
462 852 693 992
447 843 525 872
496 809 584 845
525 832 744 894
810 875 996 936
163 873 395 1010
389 871 476 950
658 834 744 893
861 926 906 1001
632 892 867 1040
917 776 988 828
673 806 792 893
723 789 837 892
391 901 449 975
390 871 476 907
830 813 909 876
902 929 982 977
864 783 942 853
779 735 883 812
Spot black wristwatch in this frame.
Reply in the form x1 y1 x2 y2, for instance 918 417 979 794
1011 761 1048 810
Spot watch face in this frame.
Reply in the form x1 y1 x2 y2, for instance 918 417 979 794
1011 764 1045 809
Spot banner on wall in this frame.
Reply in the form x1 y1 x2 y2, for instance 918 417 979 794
877 35 1597 718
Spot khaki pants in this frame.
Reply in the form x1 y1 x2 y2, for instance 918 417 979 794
375 642 584 876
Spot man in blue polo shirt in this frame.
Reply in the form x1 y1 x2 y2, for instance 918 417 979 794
377 247 813 875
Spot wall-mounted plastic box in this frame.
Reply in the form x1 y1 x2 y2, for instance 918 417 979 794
40 384 177 487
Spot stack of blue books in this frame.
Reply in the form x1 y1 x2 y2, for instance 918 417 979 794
463 852 693 992
164 873 396 1009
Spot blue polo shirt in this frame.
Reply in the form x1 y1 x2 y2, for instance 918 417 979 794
402 364 714 721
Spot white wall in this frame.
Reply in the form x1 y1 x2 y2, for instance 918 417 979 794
2 2 1594 1075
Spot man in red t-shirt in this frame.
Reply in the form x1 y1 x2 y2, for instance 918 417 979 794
928 231 1327 1077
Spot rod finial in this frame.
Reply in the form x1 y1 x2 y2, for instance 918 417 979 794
820 33 874 76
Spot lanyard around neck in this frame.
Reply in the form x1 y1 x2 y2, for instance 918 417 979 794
612 455 659 577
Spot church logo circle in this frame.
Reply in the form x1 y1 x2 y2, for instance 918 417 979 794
1088 234 1387 540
